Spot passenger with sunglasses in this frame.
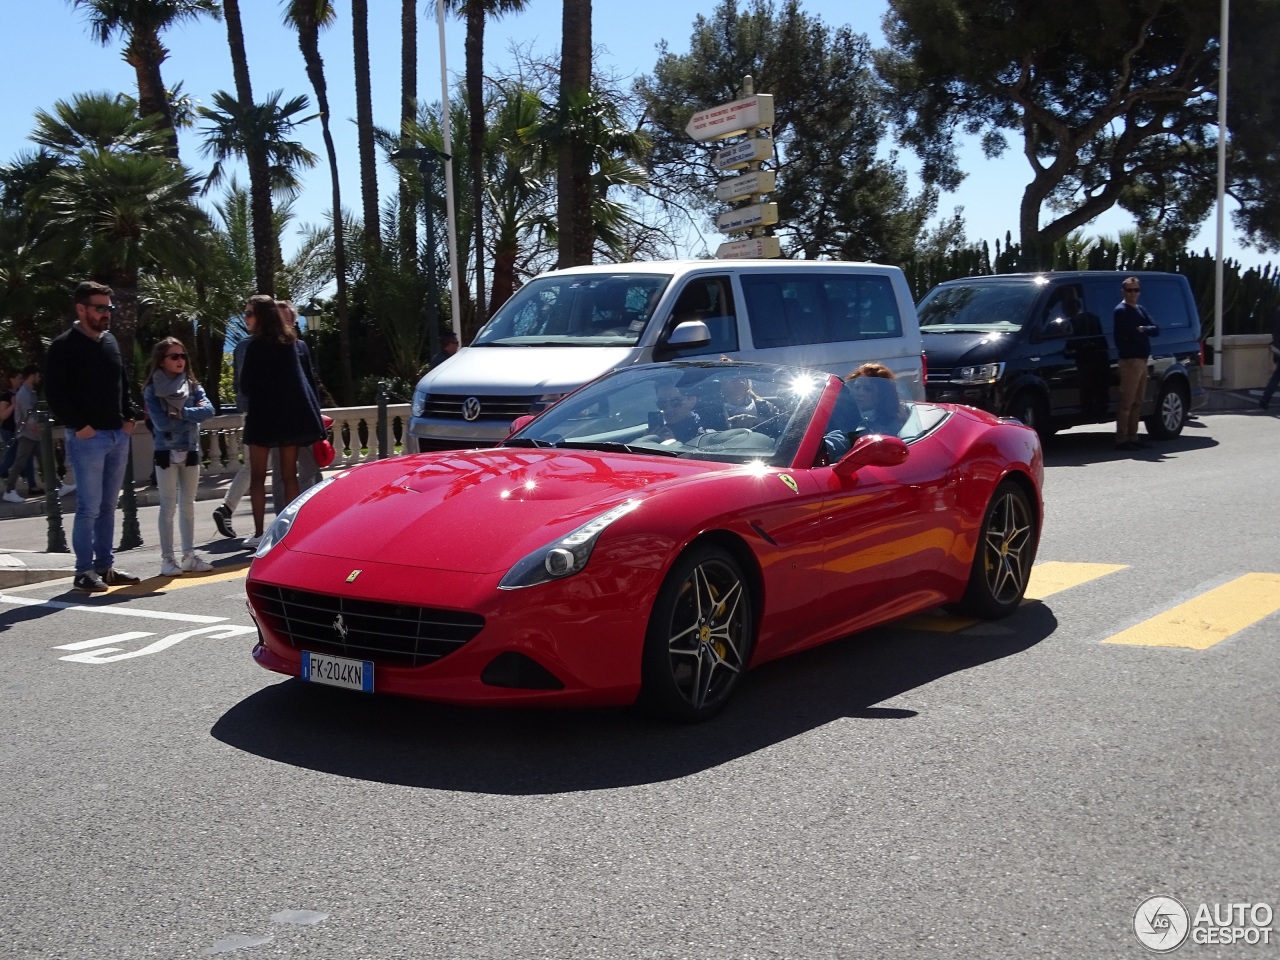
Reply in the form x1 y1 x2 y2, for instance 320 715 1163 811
143 337 216 576
44 281 142 592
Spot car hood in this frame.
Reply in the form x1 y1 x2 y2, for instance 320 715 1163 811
283 450 717 573
921 330 1013 366
421 345 635 395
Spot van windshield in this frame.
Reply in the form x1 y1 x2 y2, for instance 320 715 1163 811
917 280 1039 333
471 273 672 347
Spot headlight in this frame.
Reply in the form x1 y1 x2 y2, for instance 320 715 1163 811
412 388 428 417
955 362 1004 383
254 475 339 558
498 500 640 589
529 392 567 414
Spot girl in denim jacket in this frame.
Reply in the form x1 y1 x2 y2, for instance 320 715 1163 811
143 337 216 575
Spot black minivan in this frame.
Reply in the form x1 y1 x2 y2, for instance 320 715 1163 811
917 271 1207 439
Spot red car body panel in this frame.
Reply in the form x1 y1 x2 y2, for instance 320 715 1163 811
248 374 1042 709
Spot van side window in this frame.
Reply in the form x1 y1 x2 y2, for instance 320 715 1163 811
1137 279 1191 331
742 274 902 346
667 276 738 355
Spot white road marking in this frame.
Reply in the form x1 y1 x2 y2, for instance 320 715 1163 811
59 625 257 664
54 632 154 651
0 593 225 623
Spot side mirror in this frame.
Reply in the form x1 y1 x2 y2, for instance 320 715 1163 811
508 415 536 436
665 319 712 348
832 434 909 477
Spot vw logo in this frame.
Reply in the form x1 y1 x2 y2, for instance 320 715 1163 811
462 397 482 421
333 613 349 641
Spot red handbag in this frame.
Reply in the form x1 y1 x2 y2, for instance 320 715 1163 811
312 415 336 468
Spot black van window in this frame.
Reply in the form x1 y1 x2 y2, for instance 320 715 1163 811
1137 278 1192 331
917 279 1039 330
742 273 901 346
667 276 738 355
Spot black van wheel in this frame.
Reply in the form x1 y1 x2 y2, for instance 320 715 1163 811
1145 380 1188 439
1007 391 1053 439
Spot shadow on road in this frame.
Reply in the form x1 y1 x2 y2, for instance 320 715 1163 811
211 601 1058 795
1042 426 1219 468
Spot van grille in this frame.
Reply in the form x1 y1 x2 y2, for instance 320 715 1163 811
423 394 539 420
249 583 485 668
925 367 955 383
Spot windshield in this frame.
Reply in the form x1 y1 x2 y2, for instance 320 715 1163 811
502 362 828 466
917 280 1041 332
471 273 672 347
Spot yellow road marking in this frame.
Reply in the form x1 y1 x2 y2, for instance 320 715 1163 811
895 561 1128 632
1023 561 1128 600
1103 573 1280 650
115 563 250 595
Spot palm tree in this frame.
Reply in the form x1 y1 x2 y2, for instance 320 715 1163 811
70 0 221 158
283 0 354 401
557 0 592 267
31 91 171 157
520 85 649 269
197 90 318 296
398 0 418 271
43 149 210 360
444 0 530 325
352 0 380 263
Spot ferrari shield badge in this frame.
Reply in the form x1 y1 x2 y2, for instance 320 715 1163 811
346 569 362 583
778 474 799 494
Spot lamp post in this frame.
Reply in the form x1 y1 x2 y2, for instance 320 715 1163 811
391 146 451 363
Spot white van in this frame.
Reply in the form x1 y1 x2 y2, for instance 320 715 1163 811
408 259 925 450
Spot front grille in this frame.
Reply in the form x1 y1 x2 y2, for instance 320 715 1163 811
925 367 955 382
249 583 485 668
424 394 538 420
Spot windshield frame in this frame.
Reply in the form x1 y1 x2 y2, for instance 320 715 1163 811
500 361 831 467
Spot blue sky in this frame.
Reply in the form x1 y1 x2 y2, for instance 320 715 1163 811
3 0 1261 269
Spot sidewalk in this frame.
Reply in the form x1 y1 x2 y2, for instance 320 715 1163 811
0 471 283 588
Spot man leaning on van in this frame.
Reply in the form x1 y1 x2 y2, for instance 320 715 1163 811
1113 276 1160 452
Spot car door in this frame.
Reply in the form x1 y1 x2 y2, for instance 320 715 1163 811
778 384 961 657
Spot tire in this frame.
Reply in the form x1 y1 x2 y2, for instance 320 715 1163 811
955 481 1038 619
640 545 756 722
1144 380 1188 439
1007 391 1054 439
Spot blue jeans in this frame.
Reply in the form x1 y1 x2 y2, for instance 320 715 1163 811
65 428 131 575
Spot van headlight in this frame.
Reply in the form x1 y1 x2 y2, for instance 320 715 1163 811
412 387 428 417
955 363 1004 384
498 500 640 589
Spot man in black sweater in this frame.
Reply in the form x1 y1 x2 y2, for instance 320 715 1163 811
44 281 142 592
1112 276 1160 452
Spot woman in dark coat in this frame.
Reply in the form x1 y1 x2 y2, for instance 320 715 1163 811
239 294 324 547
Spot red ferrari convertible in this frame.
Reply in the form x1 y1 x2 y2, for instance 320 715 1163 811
248 361 1042 721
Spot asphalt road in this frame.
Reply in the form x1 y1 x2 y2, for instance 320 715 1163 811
1 407 1277 960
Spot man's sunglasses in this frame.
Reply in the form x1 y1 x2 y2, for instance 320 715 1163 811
1122 286 1140 293
88 303 115 314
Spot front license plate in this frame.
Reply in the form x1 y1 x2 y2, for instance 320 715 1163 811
301 651 374 692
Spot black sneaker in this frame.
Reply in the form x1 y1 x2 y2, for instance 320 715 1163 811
212 504 237 539
96 567 141 586
74 571 109 593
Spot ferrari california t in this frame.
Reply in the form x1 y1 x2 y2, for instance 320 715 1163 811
247 360 1043 721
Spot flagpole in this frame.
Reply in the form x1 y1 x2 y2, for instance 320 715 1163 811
1212 0 1228 384
437 0 463 341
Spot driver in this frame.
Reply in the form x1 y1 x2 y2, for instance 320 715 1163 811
653 382 703 442
721 374 779 429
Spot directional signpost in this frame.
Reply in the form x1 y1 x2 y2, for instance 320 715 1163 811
685 94 775 143
691 78 781 260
